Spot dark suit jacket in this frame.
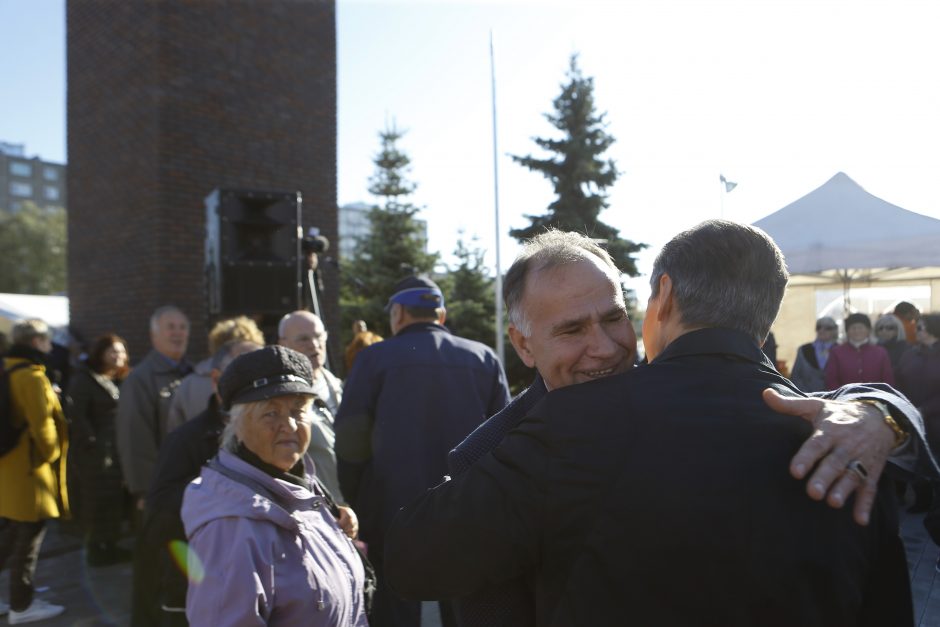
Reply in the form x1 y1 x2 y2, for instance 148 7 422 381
335 321 510 549
386 328 913 627
445 375 546 627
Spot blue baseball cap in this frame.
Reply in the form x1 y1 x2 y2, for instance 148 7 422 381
385 275 445 312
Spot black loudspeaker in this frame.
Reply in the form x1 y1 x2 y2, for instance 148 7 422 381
205 188 302 316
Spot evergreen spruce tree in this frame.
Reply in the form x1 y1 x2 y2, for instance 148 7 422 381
340 124 438 347
438 235 495 348
510 54 645 276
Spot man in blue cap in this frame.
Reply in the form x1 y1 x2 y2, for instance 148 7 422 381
335 274 510 627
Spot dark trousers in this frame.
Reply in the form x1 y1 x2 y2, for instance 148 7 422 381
0 518 47 611
911 478 934 511
131 510 189 627
924 481 940 547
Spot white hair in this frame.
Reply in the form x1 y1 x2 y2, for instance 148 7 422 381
875 313 907 339
221 402 253 453
220 395 315 453
150 305 187 333
277 310 323 339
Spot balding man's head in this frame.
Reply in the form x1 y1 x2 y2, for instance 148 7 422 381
278 310 327 372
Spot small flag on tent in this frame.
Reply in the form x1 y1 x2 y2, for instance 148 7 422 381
720 174 737 193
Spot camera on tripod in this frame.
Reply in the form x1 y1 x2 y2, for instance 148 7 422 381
302 233 329 255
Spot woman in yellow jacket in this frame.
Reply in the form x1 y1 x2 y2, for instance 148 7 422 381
0 319 69 624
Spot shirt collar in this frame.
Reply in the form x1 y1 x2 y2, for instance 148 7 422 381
152 350 191 374
652 327 772 370
396 321 451 337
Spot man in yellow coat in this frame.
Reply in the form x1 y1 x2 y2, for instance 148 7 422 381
0 319 69 624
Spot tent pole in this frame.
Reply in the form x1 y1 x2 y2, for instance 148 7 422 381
841 269 852 316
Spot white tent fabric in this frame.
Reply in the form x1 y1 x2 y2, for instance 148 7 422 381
753 172 940 283
0 293 69 335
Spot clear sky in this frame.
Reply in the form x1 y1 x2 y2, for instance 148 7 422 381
3 0 940 305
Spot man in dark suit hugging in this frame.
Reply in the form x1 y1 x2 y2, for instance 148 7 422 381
386 220 919 627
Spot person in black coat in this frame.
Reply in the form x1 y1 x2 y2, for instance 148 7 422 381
790 317 838 393
130 339 261 627
875 313 911 371
386 221 926 626
66 333 131 566
442 231 934 627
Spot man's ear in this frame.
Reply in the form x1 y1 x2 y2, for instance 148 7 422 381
507 325 536 369
655 273 675 322
437 308 447 325
389 303 403 334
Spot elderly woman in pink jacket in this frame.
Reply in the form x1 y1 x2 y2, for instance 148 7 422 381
182 346 370 626
825 313 895 389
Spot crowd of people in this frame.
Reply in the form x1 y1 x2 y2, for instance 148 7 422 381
0 220 937 626
791 301 940 531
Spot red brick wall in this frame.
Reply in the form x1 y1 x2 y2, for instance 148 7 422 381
67 0 338 363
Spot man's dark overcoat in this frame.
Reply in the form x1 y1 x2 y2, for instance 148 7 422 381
386 328 914 627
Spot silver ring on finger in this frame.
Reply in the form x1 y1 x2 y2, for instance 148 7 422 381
846 459 869 481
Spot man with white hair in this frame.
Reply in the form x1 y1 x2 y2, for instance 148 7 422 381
278 310 345 503
117 305 191 509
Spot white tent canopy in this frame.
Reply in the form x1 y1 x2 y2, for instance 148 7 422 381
753 172 940 286
0 293 69 336
752 173 940 370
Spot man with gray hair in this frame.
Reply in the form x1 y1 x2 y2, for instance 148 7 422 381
117 305 192 510
454 229 926 525
388 222 932 625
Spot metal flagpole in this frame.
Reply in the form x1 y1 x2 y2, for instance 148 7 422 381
490 31 505 364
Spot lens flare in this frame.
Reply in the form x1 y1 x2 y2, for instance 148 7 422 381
169 539 204 584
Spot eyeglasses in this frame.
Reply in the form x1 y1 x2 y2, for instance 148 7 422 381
875 326 895 332
817 326 837 331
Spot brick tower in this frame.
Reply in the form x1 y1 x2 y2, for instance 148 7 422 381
67 0 338 362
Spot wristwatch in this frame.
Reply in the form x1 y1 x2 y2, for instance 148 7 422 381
856 399 910 450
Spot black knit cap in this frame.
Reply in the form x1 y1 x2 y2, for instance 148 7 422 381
217 345 316 411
